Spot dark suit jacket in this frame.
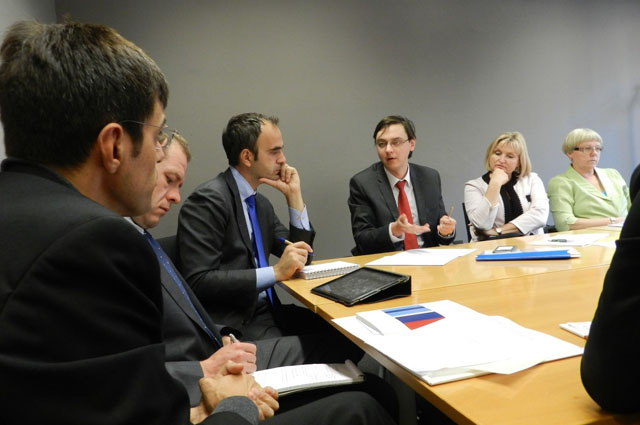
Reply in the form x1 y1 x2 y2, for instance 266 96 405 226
177 168 315 330
0 159 252 425
581 192 640 413
348 162 453 255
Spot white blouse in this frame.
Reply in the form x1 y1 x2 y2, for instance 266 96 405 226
464 172 549 241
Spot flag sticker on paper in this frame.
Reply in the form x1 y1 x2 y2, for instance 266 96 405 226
383 305 444 330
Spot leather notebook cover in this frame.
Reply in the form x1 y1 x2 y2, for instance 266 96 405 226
311 267 411 306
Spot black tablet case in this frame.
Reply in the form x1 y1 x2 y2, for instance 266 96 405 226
311 267 411 306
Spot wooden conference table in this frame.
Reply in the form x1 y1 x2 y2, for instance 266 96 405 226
278 228 640 425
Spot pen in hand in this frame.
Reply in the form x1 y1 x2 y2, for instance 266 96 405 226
447 206 454 217
228 333 239 344
278 237 314 257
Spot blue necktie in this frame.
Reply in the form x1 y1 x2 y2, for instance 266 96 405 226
144 231 221 347
245 194 274 304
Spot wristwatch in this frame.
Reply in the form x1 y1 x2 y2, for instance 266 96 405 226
609 217 616 224
495 227 503 235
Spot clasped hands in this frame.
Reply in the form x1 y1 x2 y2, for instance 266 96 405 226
192 336 279 423
391 214 456 238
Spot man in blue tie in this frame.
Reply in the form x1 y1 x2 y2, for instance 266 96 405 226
177 113 328 341
133 135 398 424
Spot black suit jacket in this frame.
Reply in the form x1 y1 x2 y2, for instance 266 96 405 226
348 162 453 255
581 193 640 413
0 159 251 425
177 168 315 330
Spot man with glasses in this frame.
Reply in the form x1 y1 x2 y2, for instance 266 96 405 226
0 20 275 425
348 115 456 255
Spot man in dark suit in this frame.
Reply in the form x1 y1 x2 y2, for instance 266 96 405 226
178 113 334 341
132 136 398 423
349 116 456 255
580 174 640 414
0 20 265 425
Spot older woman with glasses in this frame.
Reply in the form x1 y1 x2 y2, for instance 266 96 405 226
548 128 631 231
464 131 549 241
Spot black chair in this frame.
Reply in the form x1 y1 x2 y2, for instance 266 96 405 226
157 234 178 265
461 202 472 243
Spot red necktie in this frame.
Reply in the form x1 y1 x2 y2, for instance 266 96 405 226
396 180 418 250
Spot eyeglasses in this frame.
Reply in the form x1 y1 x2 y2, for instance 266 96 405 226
374 138 409 149
574 146 603 153
119 120 179 150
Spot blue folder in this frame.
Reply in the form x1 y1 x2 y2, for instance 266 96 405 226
475 250 573 261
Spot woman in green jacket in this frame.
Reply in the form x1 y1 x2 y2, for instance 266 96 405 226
548 128 631 231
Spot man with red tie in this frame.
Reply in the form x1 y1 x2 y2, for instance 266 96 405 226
348 116 456 255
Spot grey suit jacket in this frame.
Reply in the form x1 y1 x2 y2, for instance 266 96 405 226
177 168 315 331
348 162 453 255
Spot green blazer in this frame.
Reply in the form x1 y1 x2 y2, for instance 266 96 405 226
548 166 631 231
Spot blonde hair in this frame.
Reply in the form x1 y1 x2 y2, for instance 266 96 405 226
562 128 603 154
166 133 191 162
483 131 532 177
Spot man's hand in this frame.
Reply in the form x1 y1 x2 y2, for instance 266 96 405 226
391 213 430 238
437 215 456 237
249 384 279 420
200 337 257 377
194 361 279 423
273 241 312 281
259 164 304 211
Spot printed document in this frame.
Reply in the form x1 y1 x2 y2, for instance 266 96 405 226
334 300 583 385
365 248 475 266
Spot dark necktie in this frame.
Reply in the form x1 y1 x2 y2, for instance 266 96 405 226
245 194 274 304
144 231 220 347
396 180 418 250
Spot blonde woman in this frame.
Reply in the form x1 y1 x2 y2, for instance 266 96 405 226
464 132 549 241
548 128 630 231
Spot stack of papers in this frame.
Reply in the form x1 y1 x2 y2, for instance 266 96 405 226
365 248 475 266
333 300 583 385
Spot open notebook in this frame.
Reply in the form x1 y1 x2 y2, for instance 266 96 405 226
252 360 364 395
296 261 360 279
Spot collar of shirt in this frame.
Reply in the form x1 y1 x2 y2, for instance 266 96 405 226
230 166 256 201
383 166 413 196
125 216 145 234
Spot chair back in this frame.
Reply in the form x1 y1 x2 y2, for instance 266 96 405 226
462 202 472 243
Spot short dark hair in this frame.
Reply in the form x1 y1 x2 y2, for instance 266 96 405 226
373 116 416 158
222 113 279 166
0 20 169 167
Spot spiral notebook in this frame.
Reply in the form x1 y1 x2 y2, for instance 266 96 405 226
296 261 360 280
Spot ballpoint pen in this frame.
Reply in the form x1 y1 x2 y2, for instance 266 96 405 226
278 237 314 257
228 333 239 343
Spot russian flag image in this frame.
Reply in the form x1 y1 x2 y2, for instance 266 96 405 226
382 305 445 330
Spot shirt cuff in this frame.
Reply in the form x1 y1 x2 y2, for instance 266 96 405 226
289 205 310 230
388 222 404 243
256 267 276 291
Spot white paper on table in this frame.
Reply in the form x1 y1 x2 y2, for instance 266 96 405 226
591 240 617 249
333 300 583 385
529 233 608 247
365 248 476 266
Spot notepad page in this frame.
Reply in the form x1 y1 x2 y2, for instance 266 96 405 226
297 261 360 279
252 360 364 395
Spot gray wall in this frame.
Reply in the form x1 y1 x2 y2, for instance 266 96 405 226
0 0 56 160
5 0 640 259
